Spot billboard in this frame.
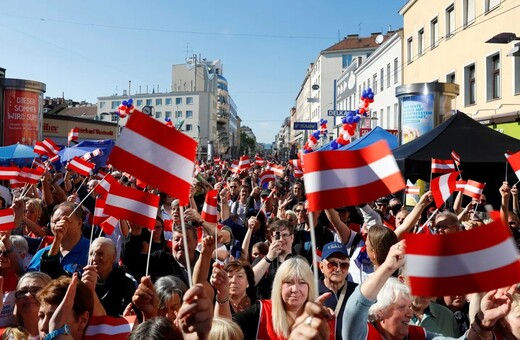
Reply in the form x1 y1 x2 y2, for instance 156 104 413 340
400 94 434 143
3 89 41 146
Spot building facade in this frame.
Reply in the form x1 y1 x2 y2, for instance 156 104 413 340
399 0 520 136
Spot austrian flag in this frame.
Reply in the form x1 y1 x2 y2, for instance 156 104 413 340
0 208 15 231
431 159 456 174
67 156 95 177
302 140 405 211
201 190 219 223
506 150 520 181
463 180 486 199
431 172 458 208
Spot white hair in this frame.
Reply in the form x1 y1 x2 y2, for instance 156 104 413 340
368 277 410 322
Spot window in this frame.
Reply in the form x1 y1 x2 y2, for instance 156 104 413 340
394 103 399 129
342 54 353 68
373 74 377 94
111 101 121 109
464 64 476 105
407 37 413 63
136 99 143 107
165 98 172 105
186 97 193 105
515 56 520 94
155 98 162 106
186 124 193 131
379 109 384 128
463 0 475 27
431 17 439 49
186 110 193 118
165 111 172 119
111 113 118 122
446 5 455 38
367 78 371 92
175 111 182 118
487 54 501 100
175 98 182 105
99 102 106 109
386 106 391 129
155 111 162 119
394 58 399 84
380 68 384 92
146 99 152 106
485 0 500 12
387 64 391 88
446 72 456 84
418 29 424 56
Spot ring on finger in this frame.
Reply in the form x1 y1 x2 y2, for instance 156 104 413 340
305 316 313 326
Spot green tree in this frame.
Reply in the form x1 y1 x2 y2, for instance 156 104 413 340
239 132 256 155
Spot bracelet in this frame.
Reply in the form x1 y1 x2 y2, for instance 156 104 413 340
265 256 274 264
43 324 71 340
475 312 495 331
216 296 229 304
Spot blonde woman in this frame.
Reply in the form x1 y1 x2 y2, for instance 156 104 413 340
212 256 332 340
208 317 244 340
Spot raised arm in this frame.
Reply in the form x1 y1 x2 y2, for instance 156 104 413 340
324 208 352 244
499 181 511 226
394 191 433 239
192 236 216 301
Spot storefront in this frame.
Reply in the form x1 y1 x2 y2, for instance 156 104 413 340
476 111 520 140
43 114 117 144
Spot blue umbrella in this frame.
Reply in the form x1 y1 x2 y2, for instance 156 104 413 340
0 143 39 166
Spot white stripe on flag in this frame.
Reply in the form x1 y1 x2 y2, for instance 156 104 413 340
464 185 482 195
432 164 455 170
407 238 519 277
117 129 193 186
106 194 157 219
439 174 452 202
0 215 14 224
71 161 93 174
304 154 400 193
204 205 218 216
85 323 133 336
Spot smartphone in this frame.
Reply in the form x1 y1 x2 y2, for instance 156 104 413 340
275 231 281 240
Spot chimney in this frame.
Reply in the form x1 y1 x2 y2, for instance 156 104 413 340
347 34 359 39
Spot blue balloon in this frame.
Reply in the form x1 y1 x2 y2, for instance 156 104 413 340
312 131 320 138
353 115 361 123
368 93 374 100
362 90 368 98
356 109 360 115
341 117 348 124
367 87 373 94
330 141 338 150
127 98 133 106
122 100 128 106
346 116 354 124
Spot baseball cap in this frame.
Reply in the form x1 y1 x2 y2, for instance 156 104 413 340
321 242 349 260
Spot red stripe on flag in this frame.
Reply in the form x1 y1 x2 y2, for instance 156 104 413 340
93 199 108 225
100 216 117 235
507 150 520 181
431 172 458 208
431 159 456 174
0 208 15 231
0 167 20 180
67 156 95 176
462 179 485 199
201 189 219 223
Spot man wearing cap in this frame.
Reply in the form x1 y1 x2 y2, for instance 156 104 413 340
319 241 357 340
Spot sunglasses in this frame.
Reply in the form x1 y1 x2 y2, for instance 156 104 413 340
295 209 306 213
325 260 350 271
0 250 10 257
15 286 43 300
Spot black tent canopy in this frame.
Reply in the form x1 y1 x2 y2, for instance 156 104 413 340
393 111 520 206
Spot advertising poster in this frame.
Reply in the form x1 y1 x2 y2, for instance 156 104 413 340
400 94 434 143
3 89 41 145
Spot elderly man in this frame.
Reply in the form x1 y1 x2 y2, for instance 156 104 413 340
433 211 461 234
318 241 357 340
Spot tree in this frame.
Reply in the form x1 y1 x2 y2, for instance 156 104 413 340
239 132 256 155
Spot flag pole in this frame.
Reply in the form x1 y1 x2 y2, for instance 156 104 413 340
505 160 509 182
454 163 463 180
307 211 319 296
67 173 109 218
416 208 438 234
75 176 89 194
87 223 96 266
145 229 154 277
179 206 193 287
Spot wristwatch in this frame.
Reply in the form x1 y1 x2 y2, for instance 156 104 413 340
44 324 71 340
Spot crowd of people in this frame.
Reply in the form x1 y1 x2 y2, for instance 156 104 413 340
0 156 518 340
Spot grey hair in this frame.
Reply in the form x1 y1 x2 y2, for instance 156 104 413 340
154 275 188 309
368 277 411 322
91 237 117 257
16 271 52 291
10 235 29 254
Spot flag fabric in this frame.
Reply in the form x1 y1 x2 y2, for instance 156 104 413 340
303 140 405 211
405 185 420 195
68 128 79 144
8 179 25 189
294 168 304 179
229 161 239 174
201 189 219 223
260 169 275 188
84 315 136 340
93 173 117 198
463 180 486 199
108 110 197 206
100 216 118 235
104 181 159 230
268 163 285 178
17 167 44 185
255 155 264 166
430 172 458 208
82 152 92 161
92 148 103 157
505 151 514 159
238 155 251 172
213 157 221 163
0 167 19 180
290 159 303 171
163 219 173 232
431 159 456 174
49 154 60 164
455 180 467 192
34 138 60 157
506 150 520 181
93 199 108 225
0 209 15 231
450 150 461 166
404 218 520 297
67 156 95 177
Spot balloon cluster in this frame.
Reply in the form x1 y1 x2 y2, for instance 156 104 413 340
118 99 134 118
303 119 328 153
165 117 173 128
330 88 375 150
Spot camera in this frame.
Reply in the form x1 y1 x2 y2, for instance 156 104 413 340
275 231 281 240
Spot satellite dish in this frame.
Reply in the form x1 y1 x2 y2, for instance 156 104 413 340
375 34 384 45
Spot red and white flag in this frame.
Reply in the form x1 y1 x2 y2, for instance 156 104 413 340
255 155 264 166
34 138 60 157
260 169 275 188
17 167 44 185
450 150 461 166
84 315 136 340
163 219 173 232
93 199 108 226
68 127 79 144
303 140 405 211
93 173 117 198
290 159 303 171
104 181 159 230
82 152 92 161
92 148 103 157
108 110 197 206
294 168 304 179
431 172 458 208
455 180 467 192
9 179 25 189
268 163 285 178
462 179 486 199
49 154 60 164
201 189 219 223
238 155 251 172
213 157 221 163
506 150 520 181
0 167 19 180
404 218 520 297
67 156 95 177
405 185 420 195
0 208 15 231
100 216 118 235
229 161 239 174
431 159 456 174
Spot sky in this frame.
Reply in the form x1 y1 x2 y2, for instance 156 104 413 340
0 0 405 144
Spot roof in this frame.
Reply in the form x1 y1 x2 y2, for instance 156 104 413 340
52 106 98 119
322 32 391 53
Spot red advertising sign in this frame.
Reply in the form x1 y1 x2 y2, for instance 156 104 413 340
359 128 399 136
3 90 40 146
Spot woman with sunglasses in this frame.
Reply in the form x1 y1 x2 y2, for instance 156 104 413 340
13 272 52 339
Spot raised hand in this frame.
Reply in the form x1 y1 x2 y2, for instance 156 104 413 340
132 276 159 320
177 283 213 340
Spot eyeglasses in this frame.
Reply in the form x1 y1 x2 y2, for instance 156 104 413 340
295 209 306 213
325 260 350 271
15 287 43 299
0 250 10 257
229 186 238 188
275 233 292 239
434 222 457 230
